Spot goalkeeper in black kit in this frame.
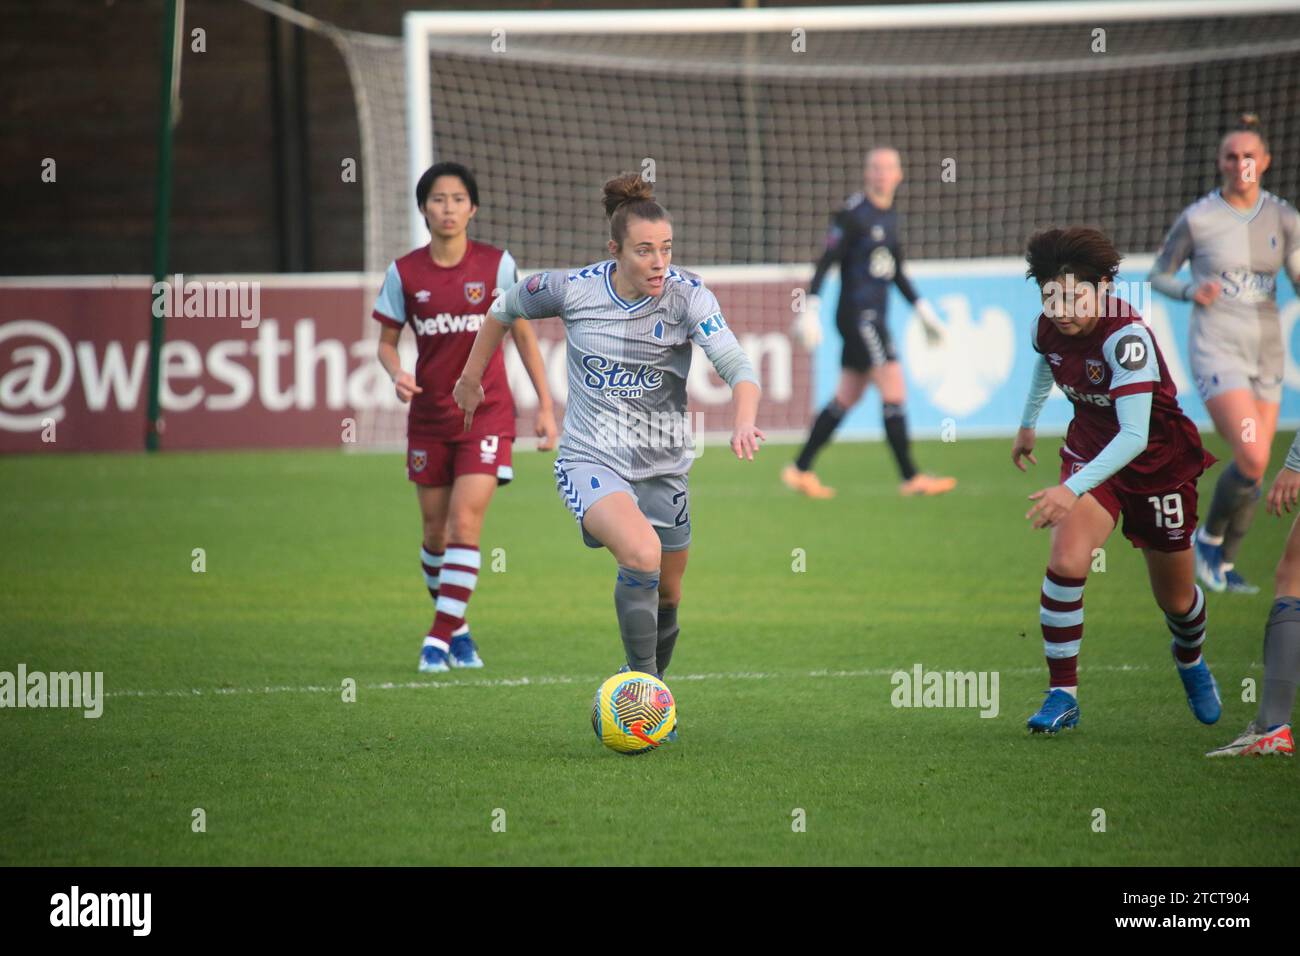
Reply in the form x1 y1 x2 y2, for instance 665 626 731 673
783 147 957 499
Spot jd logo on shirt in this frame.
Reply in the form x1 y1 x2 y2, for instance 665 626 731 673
1115 335 1147 371
580 354 664 398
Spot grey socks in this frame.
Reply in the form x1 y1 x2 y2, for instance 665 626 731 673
1259 597 1300 729
615 566 660 673
1205 462 1262 564
657 605 680 677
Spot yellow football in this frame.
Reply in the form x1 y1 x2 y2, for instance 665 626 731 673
591 671 676 754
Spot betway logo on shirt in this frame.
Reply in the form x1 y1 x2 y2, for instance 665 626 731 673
1060 382 1112 407
412 313 484 336
580 354 664 398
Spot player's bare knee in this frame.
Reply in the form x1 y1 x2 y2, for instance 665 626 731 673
1236 450 1269 485
445 513 482 545
1274 559 1300 599
1047 551 1091 581
621 536 662 574
1157 585 1197 617
422 520 446 552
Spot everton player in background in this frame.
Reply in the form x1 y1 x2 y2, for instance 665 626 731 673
1149 114 1300 595
1013 227 1221 734
455 172 762 726
784 147 955 499
374 162 558 673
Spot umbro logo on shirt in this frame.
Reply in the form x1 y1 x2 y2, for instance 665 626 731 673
415 290 431 302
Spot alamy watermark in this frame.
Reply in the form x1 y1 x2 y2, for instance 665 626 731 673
1040 277 1153 320
50 886 150 935
890 663 999 718
0 664 103 718
152 273 261 329
593 408 706 459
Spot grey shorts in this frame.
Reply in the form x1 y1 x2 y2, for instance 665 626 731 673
553 457 691 552
1189 318 1284 404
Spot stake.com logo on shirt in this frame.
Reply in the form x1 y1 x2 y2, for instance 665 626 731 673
580 355 664 398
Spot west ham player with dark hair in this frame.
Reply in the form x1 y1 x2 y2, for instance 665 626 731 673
1207 433 1300 756
783 147 955 499
1150 113 1300 595
1014 227 1221 734
375 161 558 673
455 173 762 741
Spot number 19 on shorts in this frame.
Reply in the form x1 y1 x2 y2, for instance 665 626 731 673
1147 493 1185 529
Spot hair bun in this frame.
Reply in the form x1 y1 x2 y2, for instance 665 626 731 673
602 172 655 218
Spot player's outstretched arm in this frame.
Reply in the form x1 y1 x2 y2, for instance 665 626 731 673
688 290 764 460
453 313 509 431
372 262 422 403
1149 211 1220 304
457 272 566 432
377 324 422 403
730 380 765 461
1268 429 1300 516
509 317 558 450
1027 391 1152 529
1014 352 1052 471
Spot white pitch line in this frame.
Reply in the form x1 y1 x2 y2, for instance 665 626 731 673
93 662 1237 701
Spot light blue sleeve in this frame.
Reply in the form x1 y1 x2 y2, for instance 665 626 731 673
372 262 405 327
1020 352 1054 429
687 286 758 388
1063 391 1153 496
496 250 518 300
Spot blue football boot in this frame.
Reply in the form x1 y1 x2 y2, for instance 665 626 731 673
449 632 484 669
1027 688 1080 734
1173 644 1221 724
1194 533 1226 593
1223 567 1261 595
418 643 450 674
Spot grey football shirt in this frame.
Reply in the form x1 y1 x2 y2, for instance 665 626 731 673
1150 189 1300 332
491 260 758 481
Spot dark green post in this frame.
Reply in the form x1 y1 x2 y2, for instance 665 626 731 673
146 0 180 451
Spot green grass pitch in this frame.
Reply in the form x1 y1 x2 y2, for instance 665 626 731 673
1 432 1296 866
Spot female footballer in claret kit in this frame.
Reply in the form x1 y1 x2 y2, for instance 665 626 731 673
454 173 764 738
374 162 558 673
1013 227 1221 735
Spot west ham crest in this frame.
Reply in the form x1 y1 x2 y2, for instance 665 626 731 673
1086 358 1105 385
464 281 486 304
410 449 427 473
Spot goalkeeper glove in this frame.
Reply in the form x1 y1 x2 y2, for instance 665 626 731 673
793 294 823 352
914 299 947 347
